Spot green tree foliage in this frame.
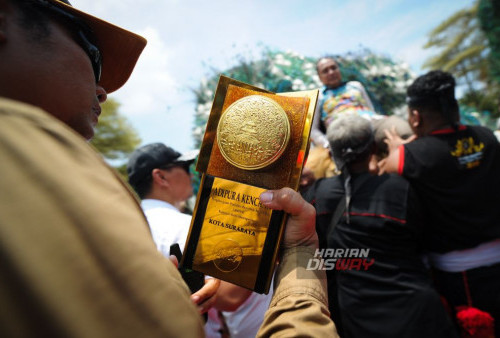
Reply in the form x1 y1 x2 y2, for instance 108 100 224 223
423 0 500 120
476 0 500 120
90 98 141 168
423 1 488 89
478 0 500 85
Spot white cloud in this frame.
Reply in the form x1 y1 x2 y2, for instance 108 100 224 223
395 37 434 74
112 26 177 117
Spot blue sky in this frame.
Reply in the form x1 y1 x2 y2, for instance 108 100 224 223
73 0 474 153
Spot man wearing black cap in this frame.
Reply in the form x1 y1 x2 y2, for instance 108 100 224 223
127 144 212 308
0 1 338 336
127 143 198 251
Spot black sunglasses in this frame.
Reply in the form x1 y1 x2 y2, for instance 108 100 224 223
159 162 192 175
32 0 102 83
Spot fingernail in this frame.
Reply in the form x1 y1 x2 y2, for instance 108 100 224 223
260 191 273 203
191 295 200 303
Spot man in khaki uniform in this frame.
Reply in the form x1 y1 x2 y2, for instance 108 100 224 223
0 0 337 336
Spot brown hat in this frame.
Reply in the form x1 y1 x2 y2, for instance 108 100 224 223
46 0 147 93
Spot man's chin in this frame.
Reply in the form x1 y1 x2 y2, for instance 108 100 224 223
82 127 95 141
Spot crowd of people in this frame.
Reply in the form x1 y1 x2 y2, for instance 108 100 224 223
303 114 457 337
303 67 500 337
1 0 499 337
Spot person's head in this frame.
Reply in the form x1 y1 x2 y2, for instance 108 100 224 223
406 70 459 136
0 0 146 140
127 143 198 204
373 115 413 159
326 114 374 172
316 56 342 89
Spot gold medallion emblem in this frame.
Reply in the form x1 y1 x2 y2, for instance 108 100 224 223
217 95 290 170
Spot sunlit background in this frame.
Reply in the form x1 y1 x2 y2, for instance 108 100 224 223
71 0 497 169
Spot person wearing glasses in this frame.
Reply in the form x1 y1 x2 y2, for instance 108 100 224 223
0 0 336 336
127 143 199 237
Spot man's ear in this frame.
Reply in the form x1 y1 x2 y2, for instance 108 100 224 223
410 109 421 128
151 169 169 188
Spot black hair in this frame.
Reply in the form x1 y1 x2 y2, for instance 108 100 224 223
407 70 459 128
130 163 190 200
10 0 51 40
130 178 153 200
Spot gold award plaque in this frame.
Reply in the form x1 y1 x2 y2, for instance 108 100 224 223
217 95 290 170
182 76 319 293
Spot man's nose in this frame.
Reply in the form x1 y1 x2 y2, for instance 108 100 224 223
96 85 108 103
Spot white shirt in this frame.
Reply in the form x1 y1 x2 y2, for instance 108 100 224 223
141 199 192 257
205 281 274 338
222 288 273 338
428 238 500 272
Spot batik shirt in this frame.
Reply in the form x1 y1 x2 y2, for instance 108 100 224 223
310 81 380 148
321 81 377 127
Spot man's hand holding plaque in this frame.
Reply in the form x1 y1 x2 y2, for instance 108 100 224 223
181 76 318 294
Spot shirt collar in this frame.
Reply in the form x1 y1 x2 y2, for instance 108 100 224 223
430 125 467 135
141 199 178 211
322 82 347 94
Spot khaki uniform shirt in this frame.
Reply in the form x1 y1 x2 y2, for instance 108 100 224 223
0 98 204 337
258 247 338 337
0 97 336 337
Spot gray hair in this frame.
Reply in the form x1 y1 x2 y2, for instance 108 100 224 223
316 55 339 73
326 114 374 169
373 115 413 157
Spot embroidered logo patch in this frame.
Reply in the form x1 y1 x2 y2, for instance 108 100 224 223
450 137 484 169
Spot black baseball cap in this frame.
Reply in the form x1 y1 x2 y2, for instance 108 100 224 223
127 143 198 186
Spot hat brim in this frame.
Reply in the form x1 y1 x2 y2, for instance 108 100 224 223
51 0 147 93
176 150 200 163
